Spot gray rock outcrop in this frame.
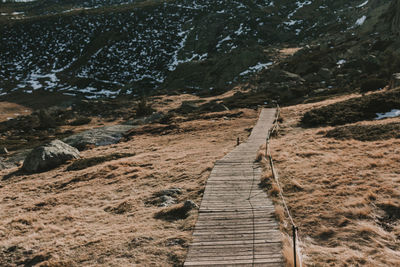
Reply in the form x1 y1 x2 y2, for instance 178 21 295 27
22 140 80 173
63 125 134 151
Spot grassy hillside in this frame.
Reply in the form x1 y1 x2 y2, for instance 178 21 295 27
260 89 400 266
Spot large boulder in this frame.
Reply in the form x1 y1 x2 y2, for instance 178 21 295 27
63 125 134 151
22 140 80 173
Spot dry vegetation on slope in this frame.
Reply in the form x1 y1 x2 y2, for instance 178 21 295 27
262 92 400 266
0 94 259 266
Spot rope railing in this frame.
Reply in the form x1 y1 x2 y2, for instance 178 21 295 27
265 105 303 267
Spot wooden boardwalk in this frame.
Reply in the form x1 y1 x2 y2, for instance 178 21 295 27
184 109 283 267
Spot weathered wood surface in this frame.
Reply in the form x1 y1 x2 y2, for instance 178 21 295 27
184 109 283 266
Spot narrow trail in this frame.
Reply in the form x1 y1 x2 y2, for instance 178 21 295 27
184 108 283 267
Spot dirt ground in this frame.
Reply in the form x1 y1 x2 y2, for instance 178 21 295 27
0 94 259 266
263 93 400 266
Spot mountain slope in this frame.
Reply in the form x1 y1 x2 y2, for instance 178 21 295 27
0 0 373 98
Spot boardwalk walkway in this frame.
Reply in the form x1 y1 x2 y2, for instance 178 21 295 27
184 109 283 266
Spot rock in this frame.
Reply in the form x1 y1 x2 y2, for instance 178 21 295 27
0 147 8 155
0 160 12 170
183 200 198 211
159 188 182 197
159 196 176 207
304 72 320 83
199 101 230 113
156 188 182 207
269 69 305 83
175 101 200 114
165 238 186 247
63 125 134 151
389 73 400 89
313 88 329 95
22 140 80 173
318 68 332 80
124 112 165 126
0 150 31 171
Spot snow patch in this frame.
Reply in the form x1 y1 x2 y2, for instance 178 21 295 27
336 59 346 65
240 62 273 76
375 109 400 120
288 1 312 19
357 0 368 8
355 15 366 26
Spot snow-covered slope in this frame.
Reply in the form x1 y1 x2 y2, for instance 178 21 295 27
0 0 373 98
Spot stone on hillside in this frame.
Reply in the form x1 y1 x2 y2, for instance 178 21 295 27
176 101 200 114
22 140 80 173
389 73 400 89
304 72 320 83
159 196 176 207
63 125 134 151
269 69 305 83
318 68 333 80
0 147 8 155
160 188 182 197
124 112 165 125
0 159 14 171
199 101 229 113
183 200 198 211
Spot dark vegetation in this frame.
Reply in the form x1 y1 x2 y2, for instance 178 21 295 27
69 116 92 126
66 153 135 171
360 78 387 93
172 100 228 115
222 91 278 109
135 97 155 117
325 122 400 141
154 202 193 221
301 89 400 127
124 124 178 137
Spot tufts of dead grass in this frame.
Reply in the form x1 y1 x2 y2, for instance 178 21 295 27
0 101 259 266
264 94 400 266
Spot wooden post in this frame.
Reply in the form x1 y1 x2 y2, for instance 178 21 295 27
293 226 297 267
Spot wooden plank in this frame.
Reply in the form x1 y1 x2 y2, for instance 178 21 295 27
184 258 283 266
187 245 282 255
192 235 282 242
187 244 282 252
185 255 282 262
185 263 283 267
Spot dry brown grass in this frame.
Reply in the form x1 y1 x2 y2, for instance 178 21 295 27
279 48 302 58
265 94 400 266
0 102 31 122
0 96 259 266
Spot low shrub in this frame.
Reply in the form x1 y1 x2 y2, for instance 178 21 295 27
360 78 387 93
69 117 92 126
301 88 400 127
325 122 400 141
